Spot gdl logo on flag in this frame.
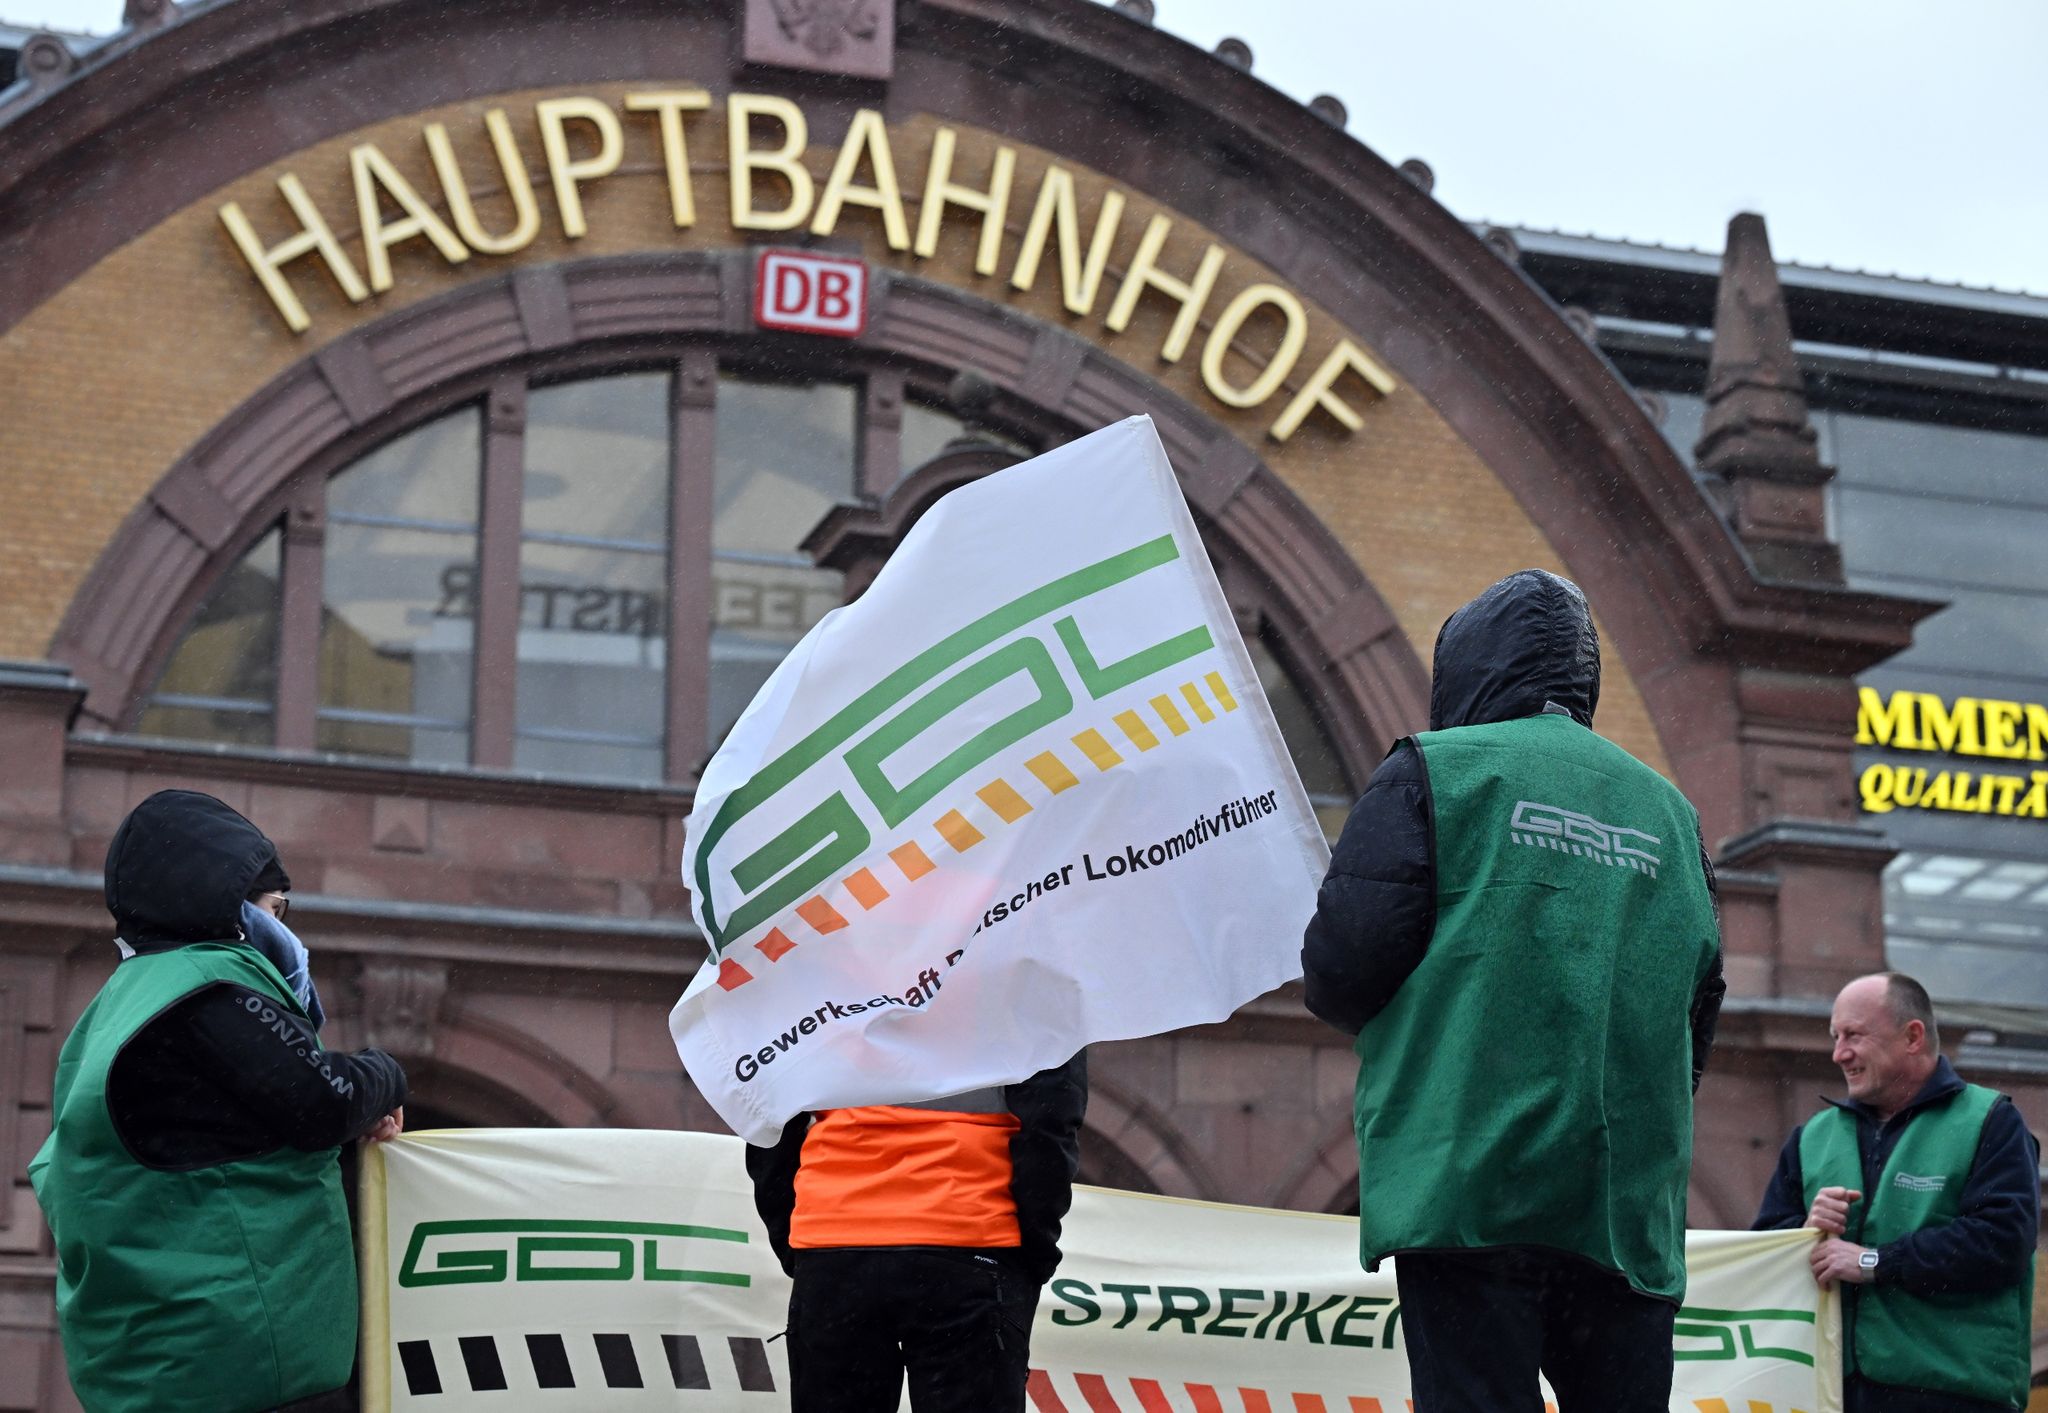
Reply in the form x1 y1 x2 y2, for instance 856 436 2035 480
689 533 1220 979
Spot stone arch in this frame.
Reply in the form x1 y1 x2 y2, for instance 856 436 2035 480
1078 1070 1220 1201
51 254 1430 790
1269 1117 1362 1215
399 1004 625 1130
0 0 1923 847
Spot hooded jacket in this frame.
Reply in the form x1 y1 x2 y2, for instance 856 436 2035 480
1302 571 1724 1071
30 790 405 1412
92 790 405 1165
1301 571 1725 1299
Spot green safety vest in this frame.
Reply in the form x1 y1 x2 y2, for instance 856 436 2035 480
1353 713 1719 1301
28 943 357 1413
1800 1084 2033 1407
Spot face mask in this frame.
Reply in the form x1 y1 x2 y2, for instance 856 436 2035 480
240 899 326 1032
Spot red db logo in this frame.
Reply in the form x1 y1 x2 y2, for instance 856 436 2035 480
754 250 868 338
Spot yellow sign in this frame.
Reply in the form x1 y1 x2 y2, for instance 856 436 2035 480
1856 688 2048 818
218 92 1395 444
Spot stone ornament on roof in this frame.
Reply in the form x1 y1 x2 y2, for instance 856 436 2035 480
745 0 894 79
1695 212 1843 585
772 0 879 58
18 33 77 94
124 0 176 30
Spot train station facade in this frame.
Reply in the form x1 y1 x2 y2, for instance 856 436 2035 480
0 0 2038 1403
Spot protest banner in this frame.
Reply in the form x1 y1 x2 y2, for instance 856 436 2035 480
358 1128 1842 1412
671 415 1331 1143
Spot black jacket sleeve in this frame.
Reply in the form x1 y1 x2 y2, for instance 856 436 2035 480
1874 1097 2041 1296
1690 833 1726 1094
111 981 406 1168
182 984 406 1149
1300 743 1434 1037
745 1115 811 1277
1752 1126 1810 1230
1006 1050 1088 1286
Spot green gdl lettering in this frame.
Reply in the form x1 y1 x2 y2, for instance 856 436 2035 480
694 535 1213 954
397 1219 751 1288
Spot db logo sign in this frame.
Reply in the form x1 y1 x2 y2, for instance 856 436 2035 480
754 250 868 338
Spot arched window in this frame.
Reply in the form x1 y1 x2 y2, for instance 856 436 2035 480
317 404 480 764
1247 632 1354 836
138 364 877 783
136 357 1356 806
137 523 283 746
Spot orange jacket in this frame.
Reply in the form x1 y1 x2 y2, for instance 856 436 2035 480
791 1103 1023 1249
746 1054 1088 1285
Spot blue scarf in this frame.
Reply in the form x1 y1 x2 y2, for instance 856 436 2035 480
240 900 326 1032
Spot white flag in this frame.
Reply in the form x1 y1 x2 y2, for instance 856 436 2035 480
671 416 1330 1143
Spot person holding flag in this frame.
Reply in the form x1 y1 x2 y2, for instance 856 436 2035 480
670 416 1330 1410
745 1058 1086 1411
1302 569 1725 1413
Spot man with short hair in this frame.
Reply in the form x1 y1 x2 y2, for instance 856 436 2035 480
1302 569 1725 1413
1754 971 2038 1413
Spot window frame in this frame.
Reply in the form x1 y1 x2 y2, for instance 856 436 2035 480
108 305 1399 805
141 342 981 786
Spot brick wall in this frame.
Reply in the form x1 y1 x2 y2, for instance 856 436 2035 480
0 97 1668 774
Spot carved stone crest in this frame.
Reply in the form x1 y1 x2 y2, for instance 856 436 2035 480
355 959 452 1059
773 0 877 58
743 0 894 80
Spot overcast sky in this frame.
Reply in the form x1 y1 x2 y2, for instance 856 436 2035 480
14 0 2046 294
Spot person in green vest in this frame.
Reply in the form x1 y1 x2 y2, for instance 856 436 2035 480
1753 971 2039 1413
29 789 408 1413
1301 568 1725 1413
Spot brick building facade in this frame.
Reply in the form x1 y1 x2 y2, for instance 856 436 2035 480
0 1 2037 1406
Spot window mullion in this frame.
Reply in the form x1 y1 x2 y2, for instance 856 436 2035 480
472 377 525 769
666 350 716 783
274 479 325 752
860 367 904 499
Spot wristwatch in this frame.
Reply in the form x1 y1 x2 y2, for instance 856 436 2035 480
1858 1248 1880 1273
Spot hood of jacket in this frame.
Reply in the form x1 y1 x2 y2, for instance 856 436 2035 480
1429 569 1601 731
104 790 289 949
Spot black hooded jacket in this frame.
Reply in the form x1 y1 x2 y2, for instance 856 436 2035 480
1301 571 1725 1085
101 790 406 1168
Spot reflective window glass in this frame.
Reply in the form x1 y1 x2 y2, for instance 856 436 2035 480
318 409 480 763
900 401 968 474
1652 392 1706 468
137 524 283 747
1247 633 1352 837
1832 412 2048 506
1854 580 2048 694
710 376 857 749
516 372 672 781
327 408 480 526
1839 488 2048 597
900 400 1029 475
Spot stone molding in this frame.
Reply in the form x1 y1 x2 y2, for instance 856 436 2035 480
53 256 1430 793
0 0 1935 849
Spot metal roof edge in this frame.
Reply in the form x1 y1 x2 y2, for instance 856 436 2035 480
1497 225 2048 323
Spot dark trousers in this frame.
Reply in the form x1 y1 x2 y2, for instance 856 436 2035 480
1394 1247 1676 1413
787 1247 1038 1413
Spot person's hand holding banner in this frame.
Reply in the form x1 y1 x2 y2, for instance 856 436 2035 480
670 416 1331 1142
